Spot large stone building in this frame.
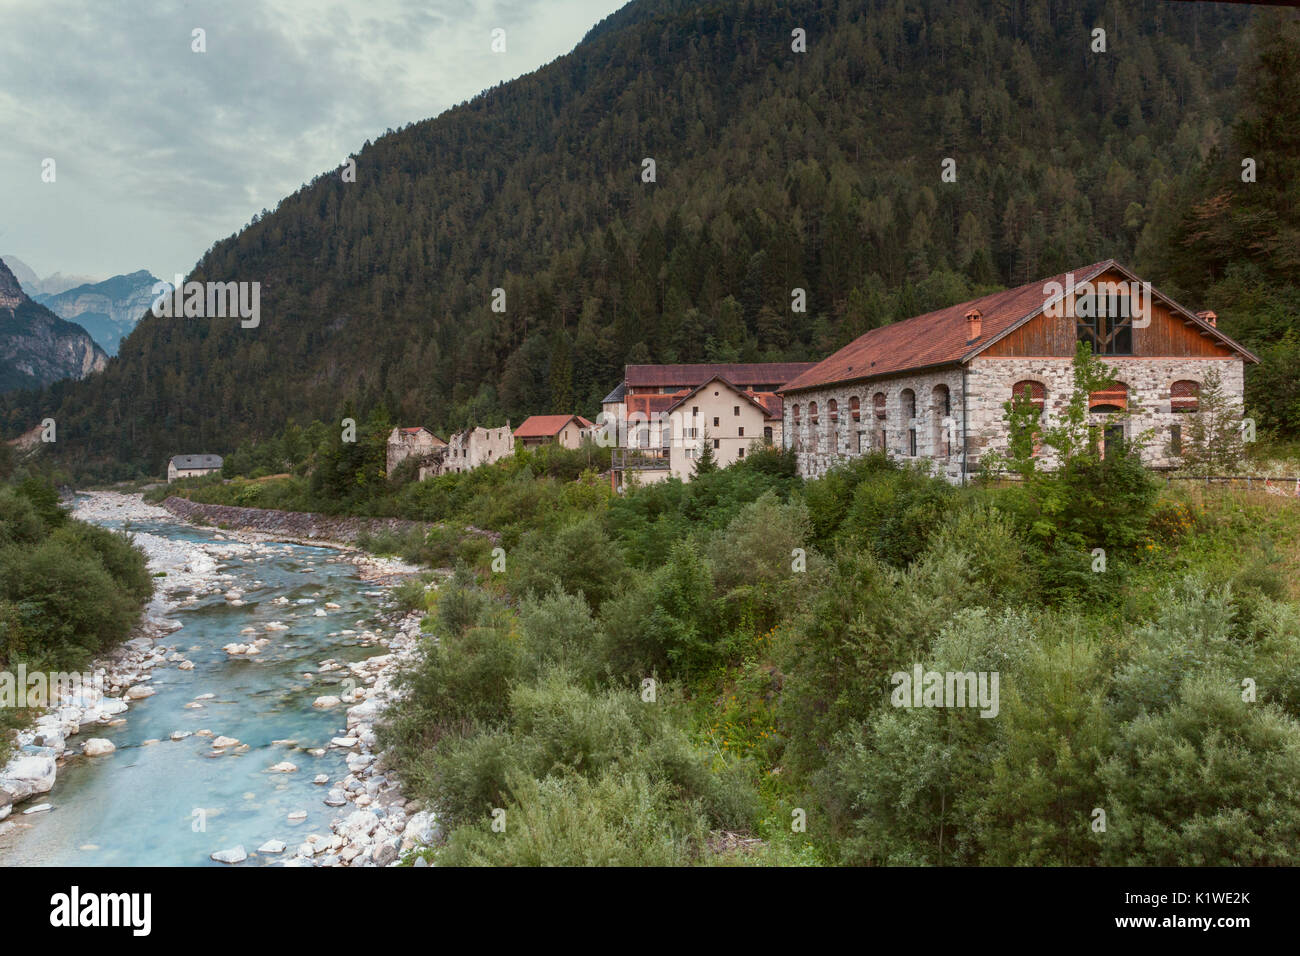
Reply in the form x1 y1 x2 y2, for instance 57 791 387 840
778 261 1257 481
386 426 445 475
601 362 812 489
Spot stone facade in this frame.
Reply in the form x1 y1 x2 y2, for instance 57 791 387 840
386 427 445 475
784 368 964 480
783 357 1246 479
966 356 1245 470
422 424 514 478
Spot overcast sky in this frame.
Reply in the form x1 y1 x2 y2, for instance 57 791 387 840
0 0 627 282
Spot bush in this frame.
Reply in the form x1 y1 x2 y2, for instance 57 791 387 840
507 515 626 610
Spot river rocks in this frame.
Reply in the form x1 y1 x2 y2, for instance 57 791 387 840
210 846 247 864
312 696 341 709
24 802 52 814
82 739 116 757
265 621 290 632
257 839 287 854
124 685 155 700
170 730 192 741
287 810 308 821
0 755 57 802
324 790 348 807
346 753 374 773
330 737 358 750
314 774 330 785
372 842 399 867
267 761 298 773
212 736 240 749
346 699 380 728
0 788 12 822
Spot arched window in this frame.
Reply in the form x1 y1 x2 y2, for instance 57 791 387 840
873 392 887 450
850 396 860 422
792 404 801 425
1012 380 1046 413
809 402 819 425
1011 381 1046 456
1171 380 1200 413
828 399 838 423
932 384 951 457
1089 382 1128 414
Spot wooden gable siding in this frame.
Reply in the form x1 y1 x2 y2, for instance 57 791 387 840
983 270 1234 359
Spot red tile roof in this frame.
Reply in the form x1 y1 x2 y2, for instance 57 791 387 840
780 260 1256 394
626 393 687 418
625 362 815 389
513 414 592 438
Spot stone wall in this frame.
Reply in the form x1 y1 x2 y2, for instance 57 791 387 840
161 497 428 544
966 356 1245 468
781 356 1245 478
783 367 967 480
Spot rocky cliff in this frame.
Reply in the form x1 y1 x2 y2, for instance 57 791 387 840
0 258 109 393
35 270 163 355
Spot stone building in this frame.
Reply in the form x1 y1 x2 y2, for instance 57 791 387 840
386 426 445 475
167 454 223 482
778 261 1257 481
422 423 514 478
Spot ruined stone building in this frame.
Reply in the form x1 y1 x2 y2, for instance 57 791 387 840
386 426 445 475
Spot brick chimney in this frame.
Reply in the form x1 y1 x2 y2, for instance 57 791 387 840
965 308 982 341
1197 310 1217 327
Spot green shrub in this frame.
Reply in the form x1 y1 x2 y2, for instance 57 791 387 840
507 515 626 610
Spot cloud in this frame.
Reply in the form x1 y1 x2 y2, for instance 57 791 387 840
0 0 625 280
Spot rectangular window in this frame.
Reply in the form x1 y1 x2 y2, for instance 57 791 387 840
733 406 740 416
713 438 720 449
908 428 917 457
1169 423 1182 456
713 417 719 427
1075 294 1134 355
737 447 744 458
738 427 744 437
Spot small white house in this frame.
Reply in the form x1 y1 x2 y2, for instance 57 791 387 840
167 454 223 483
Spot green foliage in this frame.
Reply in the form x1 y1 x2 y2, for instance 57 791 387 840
986 343 1159 553
507 515 626 611
1177 367 1248 475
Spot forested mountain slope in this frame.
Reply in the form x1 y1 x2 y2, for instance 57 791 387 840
0 0 1260 478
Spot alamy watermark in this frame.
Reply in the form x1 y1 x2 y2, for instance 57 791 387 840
151 275 260 328
1 665 103 708
891 664 1000 718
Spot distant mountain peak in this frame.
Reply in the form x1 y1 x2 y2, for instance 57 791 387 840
0 257 29 309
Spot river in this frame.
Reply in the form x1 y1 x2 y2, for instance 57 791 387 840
0 493 416 866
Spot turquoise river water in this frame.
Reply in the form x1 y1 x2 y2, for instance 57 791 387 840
0 510 397 866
